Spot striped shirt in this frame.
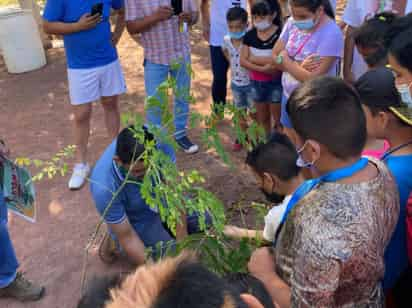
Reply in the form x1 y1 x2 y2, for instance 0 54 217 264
125 0 197 65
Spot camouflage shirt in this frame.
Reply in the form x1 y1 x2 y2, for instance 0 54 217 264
275 158 399 307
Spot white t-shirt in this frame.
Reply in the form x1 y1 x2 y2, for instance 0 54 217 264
343 0 412 80
222 35 250 86
209 0 247 46
262 195 291 242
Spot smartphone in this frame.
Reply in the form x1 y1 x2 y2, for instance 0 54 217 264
91 3 103 16
171 0 182 15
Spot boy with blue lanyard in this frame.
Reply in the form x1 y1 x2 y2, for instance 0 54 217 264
0 141 45 302
90 127 210 265
355 67 412 292
247 76 399 307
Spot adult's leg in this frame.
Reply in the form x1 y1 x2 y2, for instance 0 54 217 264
0 222 18 289
144 59 176 161
72 104 93 164
171 56 191 140
100 60 126 140
210 45 229 110
101 95 120 140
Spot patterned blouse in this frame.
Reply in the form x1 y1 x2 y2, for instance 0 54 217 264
275 158 399 307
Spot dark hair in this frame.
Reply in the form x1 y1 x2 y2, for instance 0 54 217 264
353 12 398 66
153 262 247 308
77 275 122 308
385 13 412 72
225 273 275 308
227 6 248 24
289 0 335 19
246 133 301 180
287 77 367 159
251 0 283 28
115 126 154 164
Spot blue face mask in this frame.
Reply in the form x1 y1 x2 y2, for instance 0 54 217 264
396 82 412 107
293 18 316 30
228 30 247 40
296 141 317 168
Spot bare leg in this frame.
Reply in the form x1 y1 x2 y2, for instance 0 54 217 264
72 104 92 163
101 95 120 140
270 103 282 131
256 103 271 136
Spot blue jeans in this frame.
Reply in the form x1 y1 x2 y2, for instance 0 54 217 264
144 56 191 141
210 46 229 107
0 191 18 288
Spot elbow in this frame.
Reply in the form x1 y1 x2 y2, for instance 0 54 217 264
126 22 138 35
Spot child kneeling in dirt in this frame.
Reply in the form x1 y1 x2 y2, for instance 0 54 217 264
224 133 304 243
90 126 211 266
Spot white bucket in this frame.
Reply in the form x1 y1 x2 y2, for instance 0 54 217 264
0 8 47 74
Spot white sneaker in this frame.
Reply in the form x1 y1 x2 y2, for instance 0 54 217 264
68 163 90 190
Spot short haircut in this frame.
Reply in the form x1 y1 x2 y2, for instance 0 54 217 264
115 126 154 164
246 133 301 180
354 12 397 49
106 253 249 308
287 77 367 159
227 6 248 24
77 275 122 308
385 13 412 72
224 273 275 308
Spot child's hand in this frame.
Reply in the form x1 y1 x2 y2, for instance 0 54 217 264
223 225 242 238
261 63 275 74
301 54 321 72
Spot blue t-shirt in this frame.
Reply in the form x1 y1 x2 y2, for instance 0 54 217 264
383 154 412 289
90 140 174 248
43 0 123 69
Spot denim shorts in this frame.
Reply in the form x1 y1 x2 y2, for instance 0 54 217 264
231 82 254 109
250 79 282 104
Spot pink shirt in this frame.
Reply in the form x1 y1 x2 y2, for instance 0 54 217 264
125 0 197 65
362 140 390 159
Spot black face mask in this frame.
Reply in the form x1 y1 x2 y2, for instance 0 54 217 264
363 48 387 67
260 188 285 204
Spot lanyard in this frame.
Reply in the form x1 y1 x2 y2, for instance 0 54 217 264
289 30 315 59
273 157 369 246
381 140 412 161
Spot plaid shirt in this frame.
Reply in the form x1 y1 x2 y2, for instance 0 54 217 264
125 0 197 65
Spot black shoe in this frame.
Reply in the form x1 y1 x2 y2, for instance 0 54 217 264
175 136 199 154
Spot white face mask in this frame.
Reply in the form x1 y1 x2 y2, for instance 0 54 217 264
296 141 318 168
254 19 272 31
396 82 412 107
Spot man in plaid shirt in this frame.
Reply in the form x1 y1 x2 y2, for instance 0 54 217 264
126 0 199 154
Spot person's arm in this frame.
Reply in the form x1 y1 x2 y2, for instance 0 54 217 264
175 209 188 241
112 8 126 46
200 0 210 41
280 50 338 82
343 25 356 83
43 13 101 35
240 45 271 73
109 219 146 266
224 225 264 240
126 6 173 35
248 248 291 308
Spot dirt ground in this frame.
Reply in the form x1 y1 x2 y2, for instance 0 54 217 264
0 25 267 308
0 1 348 306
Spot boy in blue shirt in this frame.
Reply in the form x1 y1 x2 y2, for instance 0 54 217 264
355 67 412 291
90 127 209 265
43 0 126 190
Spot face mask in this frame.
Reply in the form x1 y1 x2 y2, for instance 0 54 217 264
396 82 412 107
363 48 387 67
296 141 317 168
260 188 285 204
228 30 246 40
254 20 272 31
293 18 316 30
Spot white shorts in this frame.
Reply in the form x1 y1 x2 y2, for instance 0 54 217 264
67 60 127 105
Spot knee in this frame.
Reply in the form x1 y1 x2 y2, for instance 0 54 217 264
101 97 119 112
74 107 92 123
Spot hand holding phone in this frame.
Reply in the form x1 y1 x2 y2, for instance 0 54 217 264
171 0 183 15
91 3 103 16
